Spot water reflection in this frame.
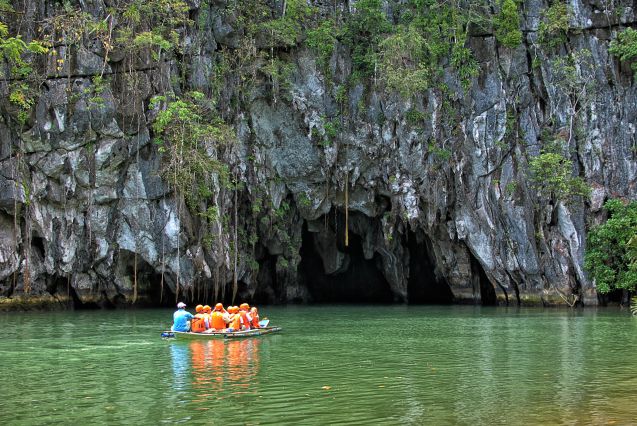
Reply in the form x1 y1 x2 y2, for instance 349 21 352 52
170 338 261 401
169 343 190 393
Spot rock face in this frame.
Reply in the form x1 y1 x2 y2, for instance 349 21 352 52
0 0 635 308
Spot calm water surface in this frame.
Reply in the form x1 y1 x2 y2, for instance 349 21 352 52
1 306 636 425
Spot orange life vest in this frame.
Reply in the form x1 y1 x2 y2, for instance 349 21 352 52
191 315 206 333
239 311 251 329
250 312 260 328
229 314 242 330
211 311 226 330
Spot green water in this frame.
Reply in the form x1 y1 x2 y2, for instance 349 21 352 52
1 306 637 425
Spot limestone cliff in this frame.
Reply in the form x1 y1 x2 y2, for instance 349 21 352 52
0 0 635 308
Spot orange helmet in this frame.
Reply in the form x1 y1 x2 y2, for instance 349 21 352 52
195 304 203 313
250 307 258 313
231 306 239 314
214 303 223 311
240 303 250 311
203 305 211 313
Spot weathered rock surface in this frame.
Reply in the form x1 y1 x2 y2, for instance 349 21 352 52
0 0 636 309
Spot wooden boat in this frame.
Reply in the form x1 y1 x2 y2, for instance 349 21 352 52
161 326 281 340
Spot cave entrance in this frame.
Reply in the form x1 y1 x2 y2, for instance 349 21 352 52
147 273 176 307
254 253 280 304
299 217 393 304
406 232 453 304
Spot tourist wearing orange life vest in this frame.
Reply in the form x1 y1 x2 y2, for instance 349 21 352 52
212 303 230 326
202 305 212 330
191 304 207 333
210 305 228 331
227 306 242 331
250 307 260 328
239 303 253 330
212 303 228 315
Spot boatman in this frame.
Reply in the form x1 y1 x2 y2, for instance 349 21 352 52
172 302 194 332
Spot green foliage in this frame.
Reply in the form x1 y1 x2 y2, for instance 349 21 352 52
377 1 481 96
261 57 295 102
0 23 48 78
609 28 637 78
405 108 427 127
505 181 517 196
428 140 452 161
584 199 637 294
274 201 290 219
0 22 48 124
150 91 235 210
276 256 289 270
494 0 522 48
297 192 312 208
342 0 391 81
320 116 340 147
306 18 337 72
379 25 431 96
8 83 37 124
259 0 314 48
133 31 176 60
538 3 571 47
528 139 590 202
0 1 13 12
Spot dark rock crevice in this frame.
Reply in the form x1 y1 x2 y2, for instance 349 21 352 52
469 250 498 306
406 231 454 304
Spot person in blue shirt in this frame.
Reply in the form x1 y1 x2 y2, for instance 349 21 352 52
172 302 194 332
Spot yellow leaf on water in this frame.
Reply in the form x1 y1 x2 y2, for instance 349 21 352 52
321 386 331 390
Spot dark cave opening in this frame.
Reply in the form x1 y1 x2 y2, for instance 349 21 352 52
254 253 280 304
406 232 454 304
599 288 628 306
299 220 394 304
147 273 176 307
31 235 45 257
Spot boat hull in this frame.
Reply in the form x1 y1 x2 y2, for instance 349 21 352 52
161 326 282 339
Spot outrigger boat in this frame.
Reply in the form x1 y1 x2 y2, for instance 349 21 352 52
161 320 281 340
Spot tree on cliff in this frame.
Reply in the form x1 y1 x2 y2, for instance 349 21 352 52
585 199 637 295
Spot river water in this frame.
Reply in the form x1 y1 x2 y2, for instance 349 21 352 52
1 305 636 425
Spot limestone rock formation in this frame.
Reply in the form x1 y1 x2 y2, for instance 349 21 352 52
0 0 635 308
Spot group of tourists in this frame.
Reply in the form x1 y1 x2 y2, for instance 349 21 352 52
172 302 261 333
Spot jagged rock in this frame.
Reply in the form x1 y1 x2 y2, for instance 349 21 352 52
1 0 636 308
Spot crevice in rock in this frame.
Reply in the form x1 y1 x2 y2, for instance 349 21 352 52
469 250 498 306
299 218 393 304
406 231 453 304
505 270 521 306
31 235 45 258
116 249 166 306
